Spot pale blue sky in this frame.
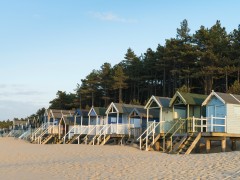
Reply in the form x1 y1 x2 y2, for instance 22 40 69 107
0 0 239 120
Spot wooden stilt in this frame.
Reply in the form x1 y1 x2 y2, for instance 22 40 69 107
195 141 201 153
166 140 171 151
221 138 226 152
206 139 211 153
231 140 237 151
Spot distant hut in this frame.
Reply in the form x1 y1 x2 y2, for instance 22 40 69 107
105 102 145 135
144 96 172 133
88 106 107 126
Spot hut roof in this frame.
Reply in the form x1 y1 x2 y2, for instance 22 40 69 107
13 120 28 126
170 91 207 107
46 109 75 119
129 107 159 118
202 91 240 105
145 95 171 109
106 102 144 115
89 107 107 116
75 109 89 116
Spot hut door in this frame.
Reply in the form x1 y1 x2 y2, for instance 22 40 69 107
215 105 225 132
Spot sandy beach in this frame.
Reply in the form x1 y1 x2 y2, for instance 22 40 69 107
0 138 240 179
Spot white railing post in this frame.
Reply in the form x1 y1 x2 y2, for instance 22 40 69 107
153 121 156 145
225 116 227 132
211 115 213 132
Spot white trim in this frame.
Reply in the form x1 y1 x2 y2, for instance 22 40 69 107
88 106 98 116
105 102 119 114
230 94 240 103
169 91 187 107
128 108 141 118
144 95 162 109
202 91 225 106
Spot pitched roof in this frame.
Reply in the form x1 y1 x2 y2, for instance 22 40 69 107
170 91 208 106
75 109 89 116
46 109 75 119
89 107 107 116
129 107 159 118
106 102 144 114
116 103 144 114
202 91 240 105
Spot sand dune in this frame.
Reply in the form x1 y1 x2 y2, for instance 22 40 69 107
0 137 240 179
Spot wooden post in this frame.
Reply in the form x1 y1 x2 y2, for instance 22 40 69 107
195 141 201 153
231 139 237 151
206 139 211 153
193 116 195 132
221 138 226 152
166 139 171 151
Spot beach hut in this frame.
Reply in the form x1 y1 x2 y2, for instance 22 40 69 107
137 96 172 151
169 91 207 132
128 106 160 140
105 102 145 134
202 91 240 133
60 109 90 144
88 106 107 126
35 109 75 144
144 96 172 132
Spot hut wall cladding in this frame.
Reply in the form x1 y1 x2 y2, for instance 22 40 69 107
227 104 240 134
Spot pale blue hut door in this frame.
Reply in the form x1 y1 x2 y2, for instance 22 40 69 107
207 106 214 132
215 105 225 132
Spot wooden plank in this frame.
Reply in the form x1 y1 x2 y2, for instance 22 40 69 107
172 134 188 153
204 137 226 141
230 137 240 141
185 133 201 155
202 132 240 138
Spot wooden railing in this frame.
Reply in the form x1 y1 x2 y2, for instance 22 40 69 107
162 118 186 152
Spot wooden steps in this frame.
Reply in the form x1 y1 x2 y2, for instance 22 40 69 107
100 135 111 145
41 134 53 144
140 134 161 151
65 134 79 144
174 133 201 155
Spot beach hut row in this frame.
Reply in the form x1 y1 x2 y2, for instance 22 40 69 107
28 90 240 154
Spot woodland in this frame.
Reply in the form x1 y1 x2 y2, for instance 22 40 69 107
3 19 240 124
49 20 240 110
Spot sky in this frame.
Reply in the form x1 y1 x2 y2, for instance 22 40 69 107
0 0 240 120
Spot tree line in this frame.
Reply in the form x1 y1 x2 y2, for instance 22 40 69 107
4 20 239 123
49 19 240 110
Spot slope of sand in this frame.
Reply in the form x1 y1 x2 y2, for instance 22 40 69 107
1 138 240 179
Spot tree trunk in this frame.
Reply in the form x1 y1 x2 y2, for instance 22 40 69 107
119 88 123 103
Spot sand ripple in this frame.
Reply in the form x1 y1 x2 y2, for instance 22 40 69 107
0 138 240 179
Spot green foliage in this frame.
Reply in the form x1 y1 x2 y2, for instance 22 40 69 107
49 91 76 110
130 99 141 105
112 65 128 103
0 120 13 129
227 81 240 94
177 85 190 93
46 19 240 111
